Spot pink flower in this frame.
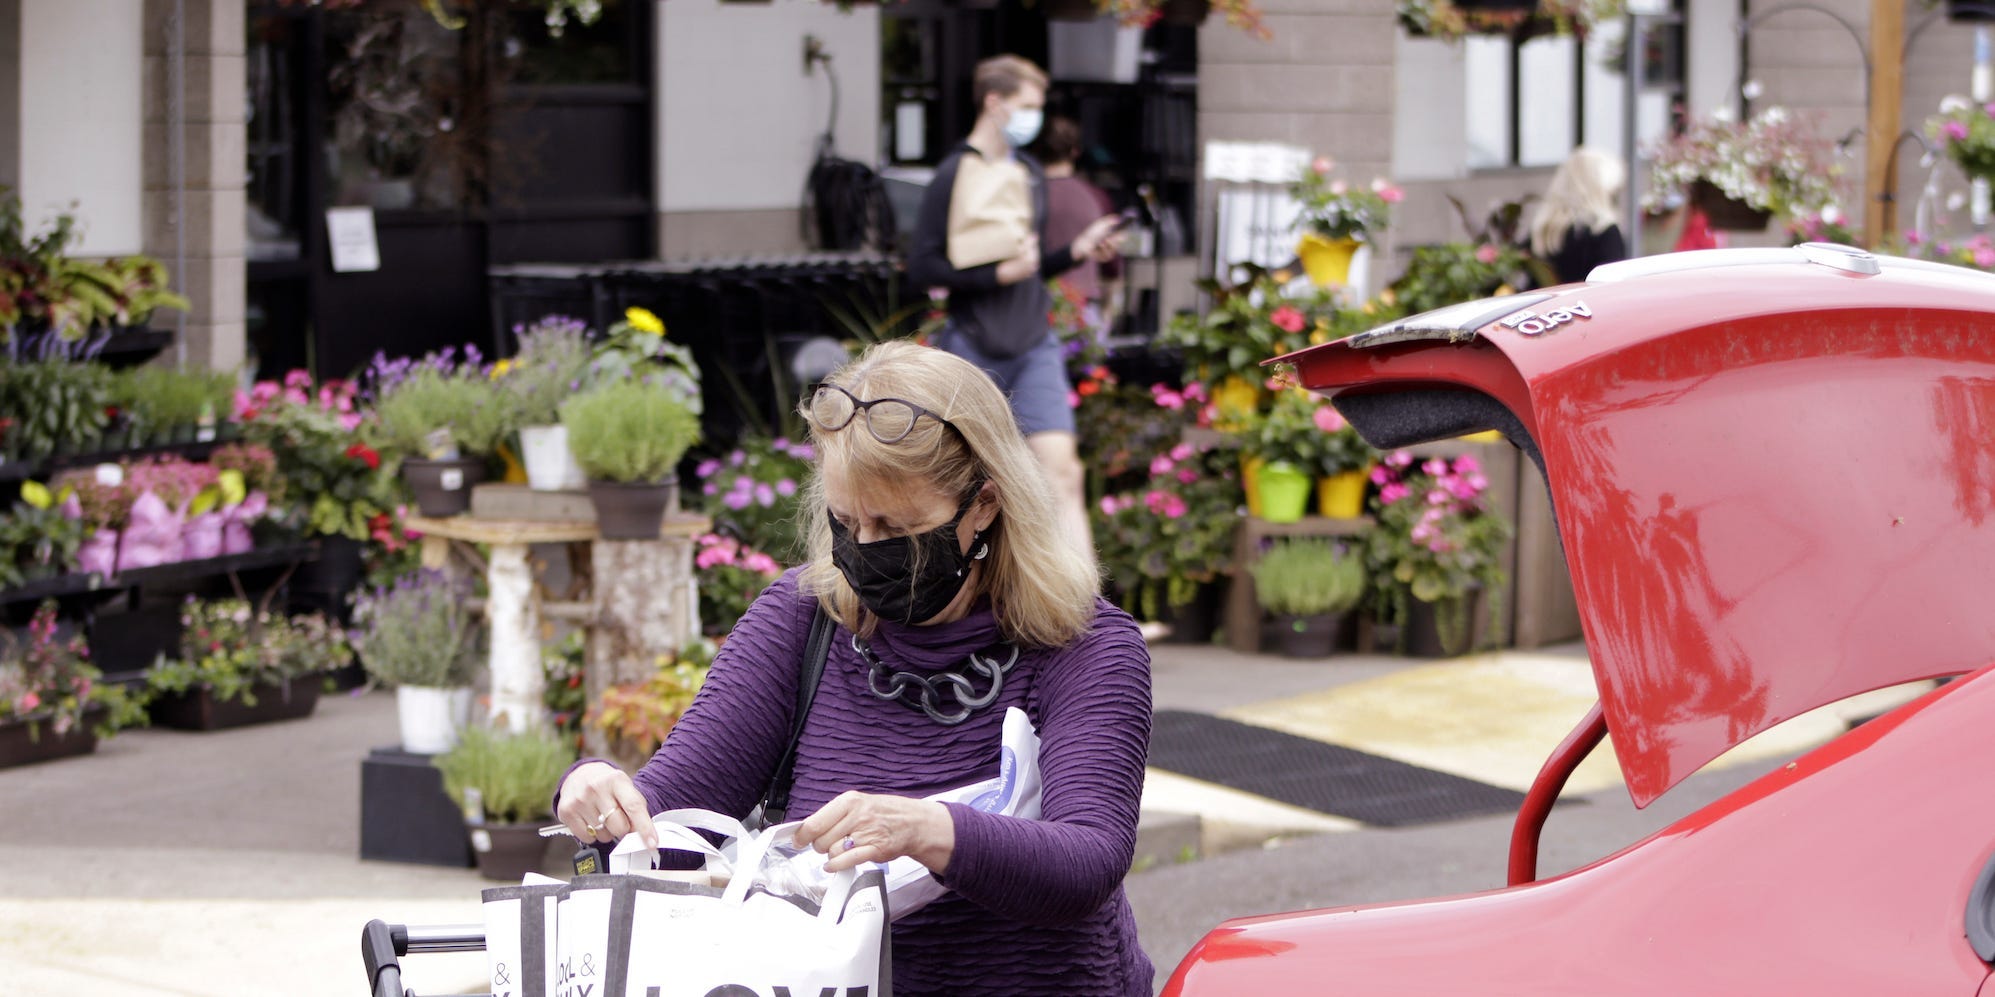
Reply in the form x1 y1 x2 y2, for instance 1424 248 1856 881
284 369 312 389
1177 468 1198 484
1068 391 1081 409
1386 449 1414 469
17 691 39 712
743 552 782 575
753 483 776 506
1947 120 1971 142
1161 493 1188 518
1312 156 1334 175
1379 482 1410 505
775 479 797 497
1151 383 1185 410
1426 489 1449 506
1099 495 1119 517
1144 490 1169 515
1311 406 1346 433
1454 454 1480 474
1975 246 1995 269
1370 465 1392 485
1377 184 1405 204
1329 180 1348 196
1170 442 1194 462
1150 455 1176 476
1183 382 1209 403
1475 244 1500 264
1269 306 1306 333
1422 458 1448 476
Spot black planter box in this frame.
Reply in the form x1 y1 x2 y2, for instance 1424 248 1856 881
360 747 475 868
150 677 321 731
0 707 104 769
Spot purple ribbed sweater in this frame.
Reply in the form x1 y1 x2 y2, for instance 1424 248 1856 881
623 569 1154 996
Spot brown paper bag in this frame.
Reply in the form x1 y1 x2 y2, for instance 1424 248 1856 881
947 155 1032 270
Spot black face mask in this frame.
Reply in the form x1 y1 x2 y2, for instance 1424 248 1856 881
829 490 990 625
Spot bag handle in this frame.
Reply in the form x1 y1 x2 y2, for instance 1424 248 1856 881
720 820 861 925
749 603 835 830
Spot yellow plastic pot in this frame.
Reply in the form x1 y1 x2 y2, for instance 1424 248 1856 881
1211 374 1262 434
1297 233 1362 287
1318 467 1370 519
1241 453 1265 518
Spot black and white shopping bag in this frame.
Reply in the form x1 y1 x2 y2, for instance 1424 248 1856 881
539 810 890 997
481 877 564 997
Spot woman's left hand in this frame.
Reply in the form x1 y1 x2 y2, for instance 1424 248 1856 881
793 791 956 875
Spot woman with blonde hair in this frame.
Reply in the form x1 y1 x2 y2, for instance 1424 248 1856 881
1529 146 1629 284
555 339 1155 995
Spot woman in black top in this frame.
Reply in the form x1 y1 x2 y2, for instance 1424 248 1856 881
1529 147 1628 285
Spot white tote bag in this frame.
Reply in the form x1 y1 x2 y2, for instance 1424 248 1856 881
481 876 564 997
548 812 890 997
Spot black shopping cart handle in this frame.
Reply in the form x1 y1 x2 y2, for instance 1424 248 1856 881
361 919 488 997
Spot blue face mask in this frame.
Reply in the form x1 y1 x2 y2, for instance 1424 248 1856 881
1003 107 1043 149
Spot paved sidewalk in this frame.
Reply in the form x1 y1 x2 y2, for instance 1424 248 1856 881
0 637 1924 995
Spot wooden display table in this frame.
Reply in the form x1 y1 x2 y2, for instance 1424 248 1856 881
1224 514 1372 654
406 512 710 741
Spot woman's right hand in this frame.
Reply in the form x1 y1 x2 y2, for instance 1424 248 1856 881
557 761 659 850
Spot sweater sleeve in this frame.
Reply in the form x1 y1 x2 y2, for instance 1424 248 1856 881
933 605 1152 926
906 152 1003 293
624 570 815 823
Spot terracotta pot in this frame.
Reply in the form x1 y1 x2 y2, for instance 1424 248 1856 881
403 458 488 518
588 479 678 540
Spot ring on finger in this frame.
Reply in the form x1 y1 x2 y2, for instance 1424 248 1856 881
841 836 856 854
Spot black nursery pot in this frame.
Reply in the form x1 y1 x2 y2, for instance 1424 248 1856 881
403 458 488 518
587 480 677 540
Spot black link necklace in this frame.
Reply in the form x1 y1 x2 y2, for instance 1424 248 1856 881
853 633 1020 726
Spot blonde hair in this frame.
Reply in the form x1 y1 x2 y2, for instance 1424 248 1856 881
796 340 1099 648
1529 147 1626 258
972 55 1048 111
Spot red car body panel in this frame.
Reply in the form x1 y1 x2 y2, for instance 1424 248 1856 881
1280 252 1995 806
1161 249 1995 992
1161 666 1995 995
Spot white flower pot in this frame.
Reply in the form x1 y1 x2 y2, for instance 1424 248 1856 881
396 685 474 755
520 424 588 492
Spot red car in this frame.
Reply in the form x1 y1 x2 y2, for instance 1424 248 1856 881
1162 245 1995 995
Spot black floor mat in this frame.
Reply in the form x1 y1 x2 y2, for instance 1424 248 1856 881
1148 709 1530 827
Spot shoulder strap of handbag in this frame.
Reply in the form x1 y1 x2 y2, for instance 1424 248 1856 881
750 603 834 830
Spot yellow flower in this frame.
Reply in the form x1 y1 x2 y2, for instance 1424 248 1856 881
19 481 50 509
1379 288 1398 307
1272 269 1294 284
1361 301 1376 315
625 307 666 336
1309 329 1329 345
1495 284 1515 296
489 357 514 380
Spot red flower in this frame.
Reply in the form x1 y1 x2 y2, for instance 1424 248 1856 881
1077 380 1101 397
1269 306 1306 334
345 443 380 470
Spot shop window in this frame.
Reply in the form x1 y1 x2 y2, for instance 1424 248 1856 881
1462 16 1682 172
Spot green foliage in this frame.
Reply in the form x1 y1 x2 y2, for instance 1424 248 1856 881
499 315 596 427
1389 242 1542 316
370 365 511 460
561 379 702 483
1645 107 1842 218
541 629 587 754
146 598 353 706
0 358 112 456
587 641 714 762
0 192 188 337
433 725 577 825
235 373 395 542
1364 451 1512 653
1241 380 1375 475
590 307 703 416
0 495 85 586
118 366 235 440
0 601 143 739
1250 538 1365 616
693 434 812 563
1094 440 1244 621
1159 264 1337 388
351 569 482 688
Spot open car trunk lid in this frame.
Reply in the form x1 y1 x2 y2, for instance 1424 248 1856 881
1278 246 1995 806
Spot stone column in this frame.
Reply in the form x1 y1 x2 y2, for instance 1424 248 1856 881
143 0 246 373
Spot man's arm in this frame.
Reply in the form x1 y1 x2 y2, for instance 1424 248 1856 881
905 154 1004 292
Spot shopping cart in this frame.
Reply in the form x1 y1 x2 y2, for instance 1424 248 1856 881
360 919 487 997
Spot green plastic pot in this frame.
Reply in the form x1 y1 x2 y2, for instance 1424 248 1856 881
1256 461 1313 524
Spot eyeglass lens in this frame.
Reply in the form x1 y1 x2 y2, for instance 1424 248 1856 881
810 387 925 443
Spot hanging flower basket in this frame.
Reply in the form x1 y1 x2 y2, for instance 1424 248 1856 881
1692 179 1774 233
1946 0 1995 23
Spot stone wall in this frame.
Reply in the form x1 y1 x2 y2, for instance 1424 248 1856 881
143 0 246 372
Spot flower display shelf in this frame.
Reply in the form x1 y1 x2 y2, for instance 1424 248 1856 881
106 541 319 590
1224 514 1374 655
0 571 109 606
149 676 322 731
0 706 106 769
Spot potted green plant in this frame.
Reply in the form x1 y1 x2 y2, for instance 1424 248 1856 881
0 484 86 588
560 377 702 540
1644 107 1842 231
1926 96 1995 183
0 601 144 768
1249 538 1367 658
497 314 594 492
1363 450 1513 657
1290 158 1404 287
119 366 234 445
144 596 353 730
367 355 512 517
352 569 482 754
433 724 576 881
0 358 112 458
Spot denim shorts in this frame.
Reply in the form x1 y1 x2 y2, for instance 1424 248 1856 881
935 328 1076 437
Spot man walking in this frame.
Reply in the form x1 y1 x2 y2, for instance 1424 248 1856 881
906 54 1121 556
